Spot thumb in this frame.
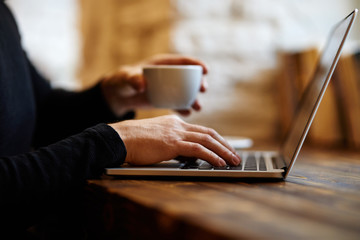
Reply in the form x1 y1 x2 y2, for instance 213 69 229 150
127 73 146 93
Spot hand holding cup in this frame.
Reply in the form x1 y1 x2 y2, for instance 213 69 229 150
100 54 208 116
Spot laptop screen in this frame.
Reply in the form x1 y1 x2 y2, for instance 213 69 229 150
280 10 357 176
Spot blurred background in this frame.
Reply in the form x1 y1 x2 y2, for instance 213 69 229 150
6 0 360 148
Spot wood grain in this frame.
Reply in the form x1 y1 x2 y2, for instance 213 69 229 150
84 149 360 239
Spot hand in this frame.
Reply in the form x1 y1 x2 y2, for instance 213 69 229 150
109 115 241 166
100 54 208 116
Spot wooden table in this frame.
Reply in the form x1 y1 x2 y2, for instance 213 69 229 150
83 148 360 239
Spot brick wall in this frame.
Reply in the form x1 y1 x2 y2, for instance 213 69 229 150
168 0 358 141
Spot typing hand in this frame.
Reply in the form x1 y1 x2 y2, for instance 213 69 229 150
109 115 241 167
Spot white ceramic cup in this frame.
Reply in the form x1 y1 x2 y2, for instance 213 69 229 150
143 65 203 109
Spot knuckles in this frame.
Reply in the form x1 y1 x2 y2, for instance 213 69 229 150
188 143 203 153
200 134 213 144
206 128 218 138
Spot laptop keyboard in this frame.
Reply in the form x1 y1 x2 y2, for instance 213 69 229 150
181 152 267 171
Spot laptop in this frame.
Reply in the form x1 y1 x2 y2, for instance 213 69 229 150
106 9 358 179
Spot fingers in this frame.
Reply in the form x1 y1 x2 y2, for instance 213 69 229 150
167 118 241 166
184 124 233 151
143 54 208 115
148 54 209 74
176 141 227 167
191 100 201 111
181 132 240 166
171 57 208 75
127 74 145 93
176 109 191 116
182 123 241 163
104 66 145 94
175 99 201 117
123 67 146 92
110 114 240 167
200 76 208 93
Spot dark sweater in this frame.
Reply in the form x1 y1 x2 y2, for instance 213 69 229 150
0 2 130 234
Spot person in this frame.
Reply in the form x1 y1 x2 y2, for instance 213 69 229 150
0 1 241 236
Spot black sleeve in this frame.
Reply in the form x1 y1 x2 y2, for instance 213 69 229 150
0 123 126 231
30 61 135 147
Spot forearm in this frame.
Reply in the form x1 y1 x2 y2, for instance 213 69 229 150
34 83 135 147
0 123 126 229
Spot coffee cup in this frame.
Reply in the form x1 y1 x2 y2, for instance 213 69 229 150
143 65 203 109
